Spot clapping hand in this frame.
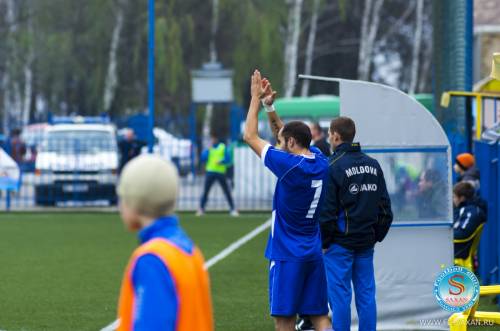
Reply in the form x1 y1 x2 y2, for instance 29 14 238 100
251 70 276 102
261 78 277 106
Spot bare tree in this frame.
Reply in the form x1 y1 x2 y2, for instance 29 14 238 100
357 0 384 81
2 0 19 133
284 0 303 98
202 0 220 149
301 0 321 97
418 1 432 93
21 4 34 126
409 0 424 94
209 0 219 63
103 0 127 113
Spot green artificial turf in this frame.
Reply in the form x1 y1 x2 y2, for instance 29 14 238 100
1 212 500 331
0 212 273 331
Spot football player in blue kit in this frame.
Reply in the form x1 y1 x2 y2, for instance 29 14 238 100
243 69 331 331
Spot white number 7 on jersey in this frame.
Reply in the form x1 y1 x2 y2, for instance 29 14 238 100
306 180 323 219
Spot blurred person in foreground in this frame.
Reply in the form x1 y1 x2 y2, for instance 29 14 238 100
116 155 213 331
197 133 238 216
454 153 480 191
453 182 487 260
320 117 393 331
243 70 331 331
309 122 331 157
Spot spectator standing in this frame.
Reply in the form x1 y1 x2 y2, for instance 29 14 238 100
309 122 331 157
197 134 238 216
9 128 26 165
454 153 480 190
118 129 146 172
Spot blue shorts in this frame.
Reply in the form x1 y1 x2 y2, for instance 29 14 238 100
268 259 328 317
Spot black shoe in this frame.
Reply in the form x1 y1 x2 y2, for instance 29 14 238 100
295 316 315 331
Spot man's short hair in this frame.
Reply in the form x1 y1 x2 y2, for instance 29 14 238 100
10 128 21 137
330 117 356 142
311 122 322 133
453 182 475 201
281 121 312 149
210 131 219 140
117 155 179 218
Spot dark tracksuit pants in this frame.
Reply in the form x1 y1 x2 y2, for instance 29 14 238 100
200 172 235 210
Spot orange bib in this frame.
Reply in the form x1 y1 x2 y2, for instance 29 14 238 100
117 238 214 331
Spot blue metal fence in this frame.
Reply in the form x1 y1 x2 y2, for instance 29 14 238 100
475 140 500 285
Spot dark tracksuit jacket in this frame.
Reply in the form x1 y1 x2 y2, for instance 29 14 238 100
454 198 487 259
319 143 393 251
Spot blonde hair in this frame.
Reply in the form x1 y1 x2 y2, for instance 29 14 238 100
117 155 179 218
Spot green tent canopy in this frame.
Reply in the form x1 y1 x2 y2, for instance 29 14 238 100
258 94 434 122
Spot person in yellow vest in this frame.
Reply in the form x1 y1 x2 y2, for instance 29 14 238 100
116 154 214 331
197 133 239 216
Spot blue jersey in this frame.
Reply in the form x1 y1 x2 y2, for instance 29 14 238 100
261 144 329 261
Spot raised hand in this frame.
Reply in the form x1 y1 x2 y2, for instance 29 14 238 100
251 70 266 99
244 70 270 157
261 78 277 106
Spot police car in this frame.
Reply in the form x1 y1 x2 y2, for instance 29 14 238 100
34 117 119 206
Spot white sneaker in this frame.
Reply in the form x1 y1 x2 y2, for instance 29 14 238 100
230 210 240 217
196 209 205 216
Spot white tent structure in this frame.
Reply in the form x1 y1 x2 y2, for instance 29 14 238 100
0 147 20 191
0 147 21 210
300 75 453 330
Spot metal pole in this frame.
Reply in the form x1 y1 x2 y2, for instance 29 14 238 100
465 97 473 152
298 74 343 83
465 0 473 92
148 0 155 153
189 103 197 177
6 189 11 211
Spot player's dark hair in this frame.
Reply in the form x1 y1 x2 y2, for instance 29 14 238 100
453 182 475 200
281 121 311 149
330 117 356 142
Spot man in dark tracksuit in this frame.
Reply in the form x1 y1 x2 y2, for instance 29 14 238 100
320 117 393 331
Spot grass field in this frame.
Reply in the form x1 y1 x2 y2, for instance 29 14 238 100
0 212 274 331
0 212 499 331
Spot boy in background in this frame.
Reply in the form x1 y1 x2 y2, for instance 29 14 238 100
453 182 487 260
116 155 213 331
454 153 480 190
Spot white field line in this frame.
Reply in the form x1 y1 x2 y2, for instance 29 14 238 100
203 219 271 269
100 218 272 331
